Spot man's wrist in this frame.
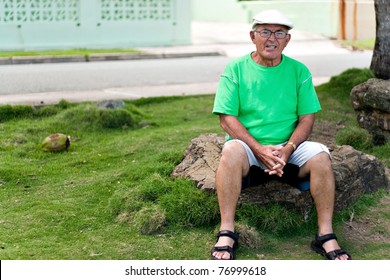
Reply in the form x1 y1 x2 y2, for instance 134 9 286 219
286 141 296 151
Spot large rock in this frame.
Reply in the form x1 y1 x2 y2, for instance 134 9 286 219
171 134 389 216
351 78 390 145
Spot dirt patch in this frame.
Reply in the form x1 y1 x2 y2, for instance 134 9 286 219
312 120 390 244
343 196 390 243
310 120 344 149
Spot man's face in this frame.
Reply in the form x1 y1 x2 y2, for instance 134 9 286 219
250 24 291 66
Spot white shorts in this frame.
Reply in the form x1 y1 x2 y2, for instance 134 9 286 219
226 139 330 191
227 139 330 169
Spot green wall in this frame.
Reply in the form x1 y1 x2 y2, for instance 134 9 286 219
0 0 192 50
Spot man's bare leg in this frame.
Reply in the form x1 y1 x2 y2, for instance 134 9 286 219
300 152 350 260
212 141 250 259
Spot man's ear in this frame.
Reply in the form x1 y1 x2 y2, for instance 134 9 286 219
249 30 256 42
286 33 291 44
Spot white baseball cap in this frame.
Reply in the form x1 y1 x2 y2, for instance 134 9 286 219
252 10 294 30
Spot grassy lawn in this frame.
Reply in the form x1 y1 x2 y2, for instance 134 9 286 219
339 38 375 51
0 69 389 260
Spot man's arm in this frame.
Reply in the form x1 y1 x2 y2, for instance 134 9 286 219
219 114 286 176
282 113 315 156
219 113 315 176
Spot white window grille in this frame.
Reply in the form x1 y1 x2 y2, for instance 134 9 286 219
0 0 80 23
100 0 173 21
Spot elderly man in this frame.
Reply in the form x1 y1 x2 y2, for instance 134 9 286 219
211 10 351 260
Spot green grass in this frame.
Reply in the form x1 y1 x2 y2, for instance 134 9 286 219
0 69 389 260
315 68 375 127
0 48 141 59
339 38 375 51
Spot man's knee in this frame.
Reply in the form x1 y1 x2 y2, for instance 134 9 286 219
221 140 246 158
299 151 332 177
309 151 333 171
314 151 331 163
219 141 249 172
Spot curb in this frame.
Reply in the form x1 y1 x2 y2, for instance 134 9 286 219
0 51 223 65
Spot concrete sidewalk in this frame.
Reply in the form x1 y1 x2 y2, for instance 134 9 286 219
141 21 351 58
1 21 351 65
137 21 353 87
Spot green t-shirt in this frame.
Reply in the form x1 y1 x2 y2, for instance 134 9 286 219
212 53 321 145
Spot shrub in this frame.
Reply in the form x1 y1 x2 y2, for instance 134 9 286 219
98 108 135 129
0 101 72 122
159 180 219 227
55 103 145 131
234 222 262 249
109 174 174 219
335 126 373 150
316 68 374 104
34 106 60 117
327 68 374 95
57 99 73 109
236 203 307 235
109 187 145 216
133 204 166 235
137 174 174 202
0 105 34 122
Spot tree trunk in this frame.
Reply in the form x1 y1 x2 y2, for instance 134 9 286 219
370 0 390 80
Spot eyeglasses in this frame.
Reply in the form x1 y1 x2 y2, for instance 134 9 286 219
254 29 288 39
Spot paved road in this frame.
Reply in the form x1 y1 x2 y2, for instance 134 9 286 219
0 21 374 105
0 56 229 95
0 51 372 105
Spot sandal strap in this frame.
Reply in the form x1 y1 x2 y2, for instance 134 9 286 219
212 245 233 252
211 245 234 260
316 233 337 245
217 230 239 242
326 249 352 260
312 233 352 260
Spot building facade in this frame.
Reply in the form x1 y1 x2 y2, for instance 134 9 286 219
192 0 375 40
0 0 191 50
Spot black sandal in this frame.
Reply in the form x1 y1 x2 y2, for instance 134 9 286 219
311 233 352 260
211 230 239 260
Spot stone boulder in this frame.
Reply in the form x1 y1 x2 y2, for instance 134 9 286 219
351 78 390 145
97 100 125 109
171 134 389 216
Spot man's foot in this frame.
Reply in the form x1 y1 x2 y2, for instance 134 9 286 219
311 233 352 260
211 230 239 260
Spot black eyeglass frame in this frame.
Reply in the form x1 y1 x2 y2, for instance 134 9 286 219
253 29 289 39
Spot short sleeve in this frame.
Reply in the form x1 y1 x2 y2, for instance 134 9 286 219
297 74 321 116
212 62 241 116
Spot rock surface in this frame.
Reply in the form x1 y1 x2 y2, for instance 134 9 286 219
97 100 125 109
351 78 390 145
171 134 389 215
